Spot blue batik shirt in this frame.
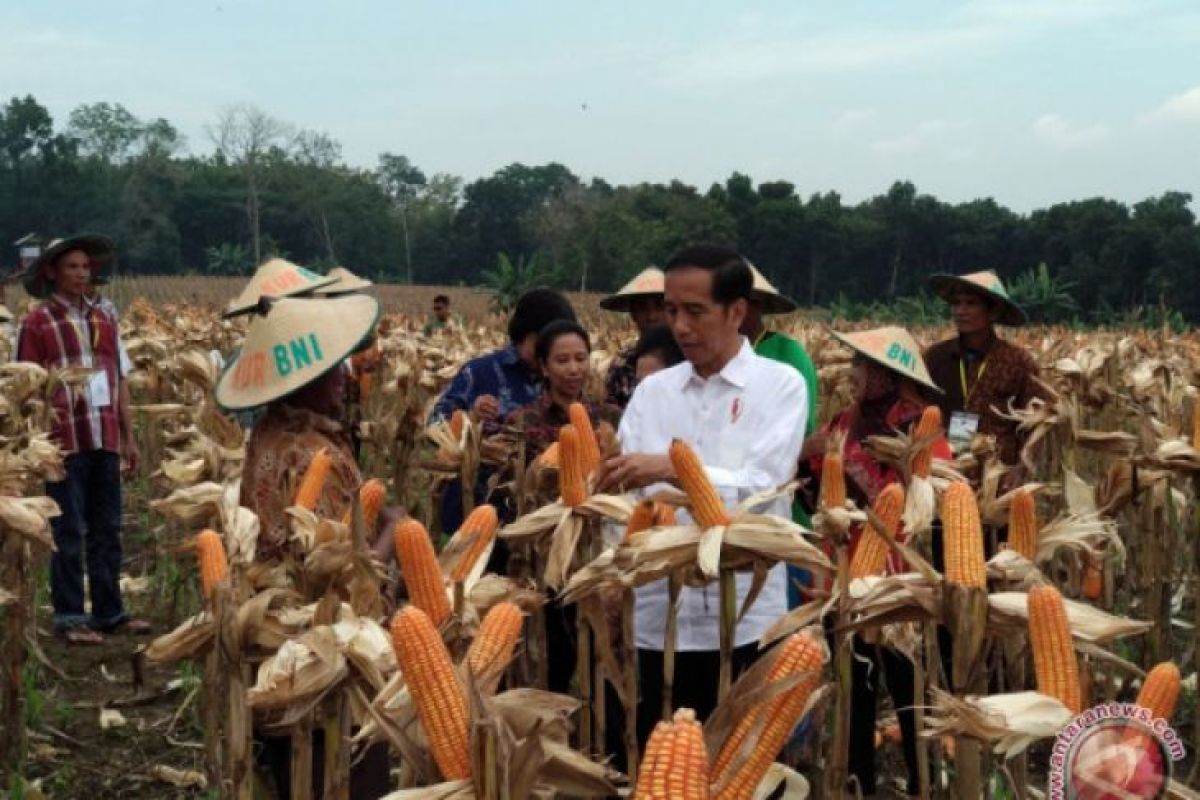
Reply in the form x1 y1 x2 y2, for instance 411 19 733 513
431 345 541 424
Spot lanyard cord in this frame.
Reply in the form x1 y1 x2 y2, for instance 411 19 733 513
958 357 988 404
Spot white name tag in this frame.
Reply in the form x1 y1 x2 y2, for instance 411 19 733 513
948 411 980 450
87 370 112 408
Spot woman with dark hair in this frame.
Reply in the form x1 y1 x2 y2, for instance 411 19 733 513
504 320 621 700
629 323 684 384
803 326 951 800
505 320 621 465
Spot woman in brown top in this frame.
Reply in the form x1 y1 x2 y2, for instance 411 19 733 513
923 270 1042 488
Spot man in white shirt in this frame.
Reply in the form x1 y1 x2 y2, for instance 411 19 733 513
597 244 808 746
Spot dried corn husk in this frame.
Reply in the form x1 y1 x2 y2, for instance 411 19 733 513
987 591 1152 643
924 688 1074 757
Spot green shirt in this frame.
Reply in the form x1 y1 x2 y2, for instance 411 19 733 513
755 330 819 531
755 331 819 435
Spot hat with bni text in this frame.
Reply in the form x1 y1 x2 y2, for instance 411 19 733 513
214 294 380 411
928 270 1028 327
312 266 373 297
599 267 665 312
746 261 798 314
222 258 338 319
22 234 115 299
830 326 942 394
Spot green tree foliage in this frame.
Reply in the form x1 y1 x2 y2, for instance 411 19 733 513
1 94 1198 324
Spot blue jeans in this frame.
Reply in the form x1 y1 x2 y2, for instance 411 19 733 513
46 450 127 632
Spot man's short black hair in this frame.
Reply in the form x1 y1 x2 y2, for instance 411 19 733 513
433 294 450 305
508 288 577 344
535 319 591 363
663 244 752 306
631 324 684 369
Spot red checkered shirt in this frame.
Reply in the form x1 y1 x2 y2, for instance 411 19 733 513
16 294 123 455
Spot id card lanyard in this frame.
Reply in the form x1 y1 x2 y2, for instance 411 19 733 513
958 356 988 406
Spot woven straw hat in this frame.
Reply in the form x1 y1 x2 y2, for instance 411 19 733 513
313 266 373 296
22 234 115 299
222 258 337 318
928 270 1027 327
599 267 664 312
831 326 942 394
215 294 380 411
746 262 798 314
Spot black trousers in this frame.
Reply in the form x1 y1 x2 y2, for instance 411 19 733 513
848 636 920 796
635 643 760 750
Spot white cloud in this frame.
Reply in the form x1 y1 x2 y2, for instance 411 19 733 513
1032 114 1110 148
832 109 877 131
1141 85 1200 125
869 118 968 155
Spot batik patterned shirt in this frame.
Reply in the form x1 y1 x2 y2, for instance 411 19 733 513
431 345 540 423
240 404 361 562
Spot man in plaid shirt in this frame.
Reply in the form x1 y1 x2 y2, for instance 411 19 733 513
17 235 148 644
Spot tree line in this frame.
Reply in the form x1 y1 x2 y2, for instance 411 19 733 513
2 95 1197 324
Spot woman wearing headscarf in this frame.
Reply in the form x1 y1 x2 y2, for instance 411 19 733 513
802 326 952 800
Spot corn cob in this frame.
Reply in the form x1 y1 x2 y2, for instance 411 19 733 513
637 708 709 800
394 519 451 626
819 451 846 511
1081 553 1103 600
558 424 587 507
624 498 657 543
1134 661 1181 722
911 405 943 479
341 478 387 529
195 529 228 602
537 441 560 469
450 408 466 441
390 607 472 780
941 481 987 589
1028 584 1081 714
711 631 825 798
294 447 332 510
568 402 602 477
654 502 677 527
850 483 905 578
669 438 731 529
1007 489 1038 562
447 504 499 582
464 601 523 692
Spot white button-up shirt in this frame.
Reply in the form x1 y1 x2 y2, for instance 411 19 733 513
618 338 807 651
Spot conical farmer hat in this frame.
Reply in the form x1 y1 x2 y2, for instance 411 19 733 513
746 262 798 314
313 266 373 296
222 258 338 318
215 294 380 411
831 326 943 394
928 270 1027 327
22 234 115 299
599 267 665 311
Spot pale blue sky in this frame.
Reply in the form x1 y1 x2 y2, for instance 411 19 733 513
4 0 1199 211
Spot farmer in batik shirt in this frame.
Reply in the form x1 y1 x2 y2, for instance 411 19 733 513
214 291 394 798
599 267 666 408
923 270 1043 484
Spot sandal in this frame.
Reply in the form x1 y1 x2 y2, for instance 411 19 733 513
60 626 105 646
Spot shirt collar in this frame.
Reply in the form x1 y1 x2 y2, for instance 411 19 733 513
50 293 87 313
497 345 522 367
954 330 998 359
682 337 754 390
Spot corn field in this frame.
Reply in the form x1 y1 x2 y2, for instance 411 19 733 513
2 279 1199 799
